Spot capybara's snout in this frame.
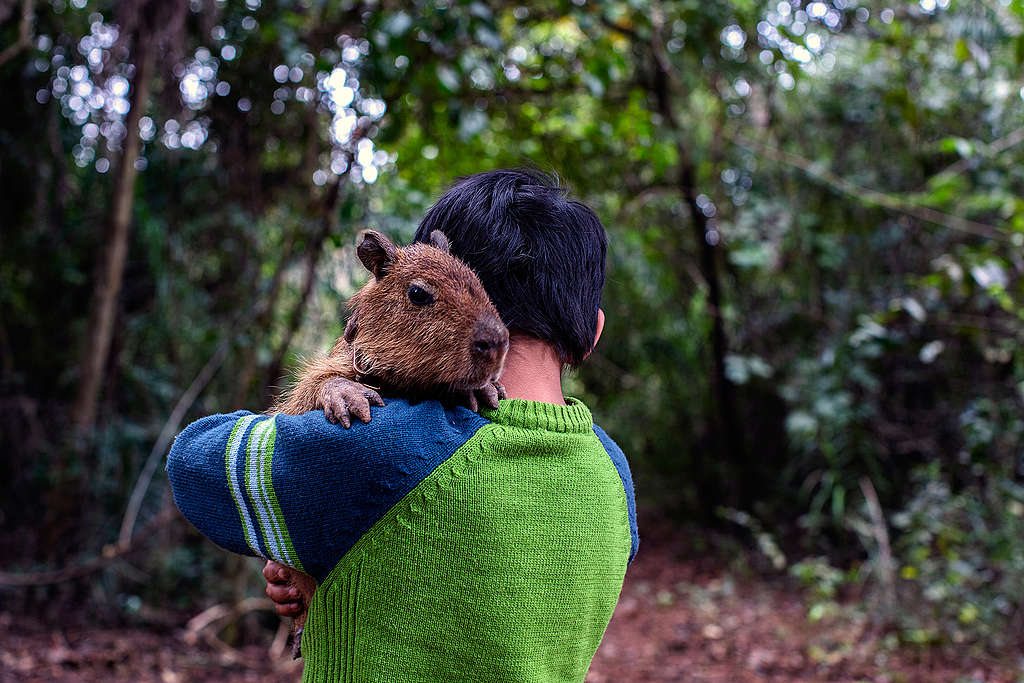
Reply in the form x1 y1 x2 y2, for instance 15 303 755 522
472 315 509 367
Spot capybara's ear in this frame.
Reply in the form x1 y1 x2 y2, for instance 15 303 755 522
429 230 450 253
343 310 359 343
357 230 398 279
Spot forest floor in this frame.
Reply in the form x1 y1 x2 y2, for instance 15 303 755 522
1 519 1020 683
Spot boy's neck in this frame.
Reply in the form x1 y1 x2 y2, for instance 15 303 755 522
499 335 567 406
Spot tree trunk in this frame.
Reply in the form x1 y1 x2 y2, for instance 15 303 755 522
71 46 154 437
643 24 743 503
677 158 742 470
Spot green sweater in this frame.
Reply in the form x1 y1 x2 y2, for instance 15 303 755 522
167 398 638 682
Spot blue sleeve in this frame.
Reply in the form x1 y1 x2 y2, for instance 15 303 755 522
167 410 260 558
167 401 488 582
593 425 639 564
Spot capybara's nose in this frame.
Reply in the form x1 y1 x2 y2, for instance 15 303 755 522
473 317 509 360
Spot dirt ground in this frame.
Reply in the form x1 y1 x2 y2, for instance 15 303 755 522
2 522 1020 683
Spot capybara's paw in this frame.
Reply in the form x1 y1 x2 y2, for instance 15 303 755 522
453 380 506 413
477 380 506 410
320 377 385 428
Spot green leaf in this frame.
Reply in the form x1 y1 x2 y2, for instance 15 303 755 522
955 38 969 62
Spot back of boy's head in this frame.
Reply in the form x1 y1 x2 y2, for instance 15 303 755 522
413 169 606 368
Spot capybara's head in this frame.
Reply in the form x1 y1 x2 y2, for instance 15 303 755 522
342 230 508 394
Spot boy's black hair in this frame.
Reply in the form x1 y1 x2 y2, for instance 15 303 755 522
413 169 606 368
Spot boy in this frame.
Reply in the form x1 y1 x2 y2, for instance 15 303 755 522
167 169 637 682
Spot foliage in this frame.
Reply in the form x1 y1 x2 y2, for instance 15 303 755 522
784 463 1024 650
889 464 1024 648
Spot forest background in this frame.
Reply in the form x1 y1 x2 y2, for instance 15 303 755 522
1 0 1023 679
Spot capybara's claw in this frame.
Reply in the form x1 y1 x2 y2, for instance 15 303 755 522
324 400 351 428
365 387 385 408
478 382 502 410
320 377 384 428
348 396 371 424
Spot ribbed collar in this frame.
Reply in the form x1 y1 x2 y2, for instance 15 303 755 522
481 397 593 434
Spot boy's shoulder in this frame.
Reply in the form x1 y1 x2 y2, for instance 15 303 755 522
272 398 490 458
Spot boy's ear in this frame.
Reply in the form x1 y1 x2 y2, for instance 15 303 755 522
584 308 605 360
357 230 398 279
343 310 359 343
428 230 450 253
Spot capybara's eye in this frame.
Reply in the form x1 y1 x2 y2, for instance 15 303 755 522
408 285 434 306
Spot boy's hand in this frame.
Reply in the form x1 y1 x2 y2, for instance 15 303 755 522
263 561 314 618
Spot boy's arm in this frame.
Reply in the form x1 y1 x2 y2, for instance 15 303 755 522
166 411 307 569
167 402 488 583
593 425 639 564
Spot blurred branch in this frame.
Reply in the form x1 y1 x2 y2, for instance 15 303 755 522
261 180 342 402
859 477 896 614
269 619 292 661
734 134 1009 243
118 334 233 546
615 185 678 220
585 350 629 380
184 597 301 672
925 126 1024 186
184 597 275 641
184 597 291 669
0 504 177 586
0 0 34 68
927 315 1022 337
